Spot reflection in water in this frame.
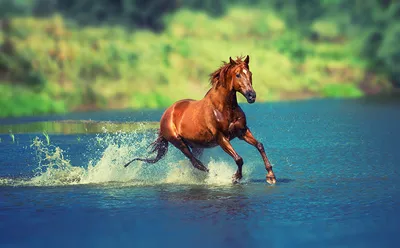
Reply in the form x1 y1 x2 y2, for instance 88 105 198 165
249 178 295 184
157 185 260 247
0 120 159 134
158 186 253 221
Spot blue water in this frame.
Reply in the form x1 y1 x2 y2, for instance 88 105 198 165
1 98 400 248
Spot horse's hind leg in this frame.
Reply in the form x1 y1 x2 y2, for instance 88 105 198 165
168 137 209 172
192 148 204 159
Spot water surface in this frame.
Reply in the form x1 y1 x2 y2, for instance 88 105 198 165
1 98 399 247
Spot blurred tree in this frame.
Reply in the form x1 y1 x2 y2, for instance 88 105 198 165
354 1 400 87
53 0 179 30
0 0 399 87
0 0 35 17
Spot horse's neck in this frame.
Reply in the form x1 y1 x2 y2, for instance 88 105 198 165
205 85 238 112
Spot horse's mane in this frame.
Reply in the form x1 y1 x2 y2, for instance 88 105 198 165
209 56 248 88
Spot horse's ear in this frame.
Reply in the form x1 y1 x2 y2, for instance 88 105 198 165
244 55 250 64
229 57 236 65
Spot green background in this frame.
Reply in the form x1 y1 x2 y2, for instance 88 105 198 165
1 0 399 118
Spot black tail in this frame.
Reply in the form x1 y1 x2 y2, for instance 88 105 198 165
123 134 168 168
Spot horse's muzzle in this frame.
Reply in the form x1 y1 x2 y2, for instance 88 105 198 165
245 91 256 103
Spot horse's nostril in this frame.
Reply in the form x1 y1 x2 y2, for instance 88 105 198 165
245 91 256 103
245 90 256 99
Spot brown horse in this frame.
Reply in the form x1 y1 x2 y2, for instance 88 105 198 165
124 55 276 184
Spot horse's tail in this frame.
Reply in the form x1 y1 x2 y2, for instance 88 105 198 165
123 133 169 168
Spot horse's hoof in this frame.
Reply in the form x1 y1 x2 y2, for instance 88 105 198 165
266 176 276 185
232 177 240 184
232 178 241 184
232 174 242 184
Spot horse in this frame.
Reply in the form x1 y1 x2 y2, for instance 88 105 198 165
124 55 276 184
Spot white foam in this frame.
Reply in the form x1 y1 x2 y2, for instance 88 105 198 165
1 129 252 187
163 159 237 186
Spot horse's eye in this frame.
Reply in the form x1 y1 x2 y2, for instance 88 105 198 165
236 74 240 78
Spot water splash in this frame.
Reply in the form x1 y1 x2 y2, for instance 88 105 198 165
163 159 241 186
28 137 85 186
1 125 251 187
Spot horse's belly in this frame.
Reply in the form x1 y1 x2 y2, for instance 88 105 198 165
180 126 217 148
184 139 218 149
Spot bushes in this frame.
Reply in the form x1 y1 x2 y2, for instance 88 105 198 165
131 91 173 109
350 2 400 87
0 5 394 118
374 22 400 85
321 84 364 98
0 84 66 118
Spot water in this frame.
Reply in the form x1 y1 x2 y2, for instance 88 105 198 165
1 98 400 247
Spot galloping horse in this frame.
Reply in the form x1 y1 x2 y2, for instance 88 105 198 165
124 55 276 184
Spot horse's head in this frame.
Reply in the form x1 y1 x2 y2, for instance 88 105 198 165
228 55 256 104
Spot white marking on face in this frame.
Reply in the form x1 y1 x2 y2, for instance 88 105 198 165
243 69 248 75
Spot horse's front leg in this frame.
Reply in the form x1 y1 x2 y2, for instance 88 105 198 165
240 128 276 185
217 135 243 183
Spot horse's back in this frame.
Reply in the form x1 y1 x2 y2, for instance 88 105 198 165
162 99 197 120
159 99 197 137
159 98 215 146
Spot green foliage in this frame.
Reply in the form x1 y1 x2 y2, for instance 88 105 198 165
0 0 35 18
376 22 400 84
0 2 396 118
348 2 400 86
311 20 340 41
0 84 66 118
273 33 312 63
321 84 364 98
131 90 173 109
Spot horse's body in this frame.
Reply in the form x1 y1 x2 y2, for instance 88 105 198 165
124 55 276 184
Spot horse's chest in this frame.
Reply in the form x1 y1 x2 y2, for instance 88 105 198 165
228 117 246 138
213 109 245 137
